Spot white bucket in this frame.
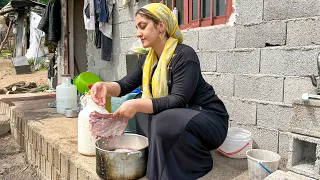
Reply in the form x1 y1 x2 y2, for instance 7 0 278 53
217 127 252 158
246 149 281 180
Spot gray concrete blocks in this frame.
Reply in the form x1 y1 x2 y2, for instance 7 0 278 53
234 75 284 102
199 26 236 50
263 0 320 21
182 30 199 51
0 114 10 136
120 21 136 38
289 99 320 139
220 97 257 125
287 18 320 46
278 132 291 169
257 103 292 131
120 37 137 54
260 47 319 76
287 133 320 179
236 21 286 48
202 73 234 97
231 123 279 152
284 77 315 104
236 0 263 24
216 49 260 74
117 8 135 23
197 51 216 72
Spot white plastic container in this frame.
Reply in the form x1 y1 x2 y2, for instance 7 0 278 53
56 75 77 114
217 127 252 158
78 94 109 156
246 149 281 180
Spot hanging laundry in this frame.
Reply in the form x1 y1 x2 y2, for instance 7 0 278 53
93 0 115 61
83 0 95 30
94 0 109 23
38 0 61 43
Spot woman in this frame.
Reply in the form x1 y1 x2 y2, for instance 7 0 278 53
91 3 229 180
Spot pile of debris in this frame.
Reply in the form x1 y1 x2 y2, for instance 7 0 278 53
0 81 43 94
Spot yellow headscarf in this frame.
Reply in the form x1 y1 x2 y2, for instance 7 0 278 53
141 3 183 99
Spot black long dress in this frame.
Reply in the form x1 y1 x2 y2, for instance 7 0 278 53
116 44 229 180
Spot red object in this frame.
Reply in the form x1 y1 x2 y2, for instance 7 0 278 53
151 0 232 29
88 84 94 89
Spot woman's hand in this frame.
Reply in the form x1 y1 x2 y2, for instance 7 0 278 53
91 82 108 106
113 99 137 120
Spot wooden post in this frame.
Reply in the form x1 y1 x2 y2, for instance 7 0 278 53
0 20 13 53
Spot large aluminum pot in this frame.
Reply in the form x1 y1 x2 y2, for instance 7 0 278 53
95 133 148 179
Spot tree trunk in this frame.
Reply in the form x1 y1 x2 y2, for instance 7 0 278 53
0 19 13 53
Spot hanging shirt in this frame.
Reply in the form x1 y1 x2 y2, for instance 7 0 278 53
83 0 95 30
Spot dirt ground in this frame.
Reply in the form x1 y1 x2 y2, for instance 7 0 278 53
0 58 47 88
0 58 46 180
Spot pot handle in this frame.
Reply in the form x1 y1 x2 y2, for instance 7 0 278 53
122 151 142 160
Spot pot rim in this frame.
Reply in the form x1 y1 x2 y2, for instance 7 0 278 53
95 133 148 153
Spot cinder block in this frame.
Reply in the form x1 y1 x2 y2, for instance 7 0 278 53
78 168 89 180
86 55 95 68
118 8 135 23
31 144 36 164
27 141 32 163
53 147 60 172
278 132 291 169
257 103 292 131
69 161 78 180
45 160 53 180
284 77 315 104
220 97 256 125
199 26 236 50
264 0 320 21
60 154 69 179
41 155 46 172
42 139 47 157
197 51 216 72
35 150 41 169
216 49 260 74
230 123 279 152
182 30 199 51
289 99 320 138
120 37 137 53
287 18 320 46
202 73 234 97
234 74 284 102
47 143 53 163
261 47 319 76
236 0 263 24
287 133 320 179
236 21 286 48
120 21 136 38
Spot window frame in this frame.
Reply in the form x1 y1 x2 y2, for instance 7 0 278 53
150 0 232 29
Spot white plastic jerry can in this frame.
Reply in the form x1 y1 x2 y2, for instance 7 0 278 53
78 94 109 156
56 75 77 114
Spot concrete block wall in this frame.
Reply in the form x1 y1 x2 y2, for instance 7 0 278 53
287 133 320 179
83 0 320 172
